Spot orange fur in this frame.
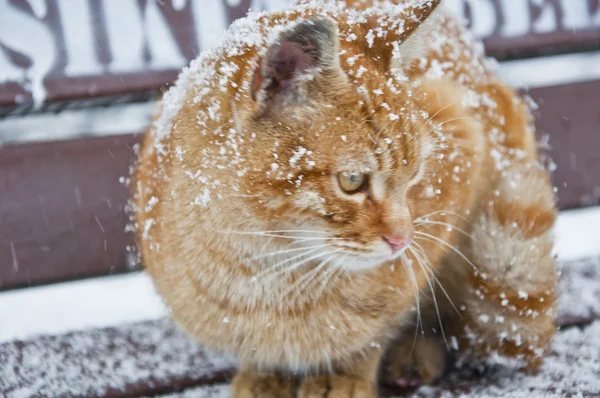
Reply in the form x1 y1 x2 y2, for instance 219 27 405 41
133 1 557 396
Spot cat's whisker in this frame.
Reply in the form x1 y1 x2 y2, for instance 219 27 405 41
313 259 345 303
414 231 478 271
426 116 477 133
415 209 473 226
302 258 337 296
261 248 340 285
401 252 423 354
283 250 342 302
425 100 462 126
408 246 450 350
217 231 304 239
415 220 474 240
245 243 331 262
367 133 377 145
411 243 462 318
252 246 325 281
286 258 332 301
250 229 330 234
217 230 345 242
295 237 350 242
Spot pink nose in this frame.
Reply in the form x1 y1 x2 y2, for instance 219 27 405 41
383 235 412 254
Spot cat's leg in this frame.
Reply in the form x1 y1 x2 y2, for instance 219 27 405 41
231 366 296 398
381 334 447 388
456 164 558 369
297 348 382 398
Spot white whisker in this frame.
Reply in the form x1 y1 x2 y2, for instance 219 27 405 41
415 220 474 240
314 261 344 303
425 101 461 125
409 246 449 351
411 243 461 318
252 230 330 234
401 252 423 355
414 231 477 271
246 244 331 262
218 230 346 241
283 250 342 300
415 210 472 226
252 246 324 281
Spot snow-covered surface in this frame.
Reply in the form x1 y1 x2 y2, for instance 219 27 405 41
554 206 600 262
498 51 600 89
0 319 236 398
0 101 154 146
558 257 600 324
0 207 598 344
0 273 167 344
161 385 229 398
2 322 597 397
410 321 600 397
161 317 600 398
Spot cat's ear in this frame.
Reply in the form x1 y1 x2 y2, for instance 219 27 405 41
358 0 442 71
390 0 442 68
250 18 340 104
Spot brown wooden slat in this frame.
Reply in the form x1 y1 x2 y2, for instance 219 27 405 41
530 80 600 209
1 81 599 290
0 134 140 290
0 0 598 114
0 257 598 398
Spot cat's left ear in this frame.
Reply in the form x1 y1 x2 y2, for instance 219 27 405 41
250 18 341 104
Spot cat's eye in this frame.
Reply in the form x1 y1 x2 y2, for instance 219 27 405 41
337 172 367 194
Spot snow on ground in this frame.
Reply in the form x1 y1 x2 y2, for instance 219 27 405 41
0 319 236 398
160 322 600 397
558 257 600 325
159 385 229 398
1 319 597 397
411 321 600 397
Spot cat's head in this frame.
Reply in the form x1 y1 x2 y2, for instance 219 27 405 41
242 3 441 272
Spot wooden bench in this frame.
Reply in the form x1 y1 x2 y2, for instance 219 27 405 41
1 1 599 396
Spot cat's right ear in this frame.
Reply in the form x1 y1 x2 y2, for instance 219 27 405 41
357 0 442 72
250 18 341 105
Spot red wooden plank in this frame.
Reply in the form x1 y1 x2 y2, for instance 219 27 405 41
0 134 140 290
0 0 598 113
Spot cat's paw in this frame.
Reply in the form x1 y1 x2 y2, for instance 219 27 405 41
381 336 447 389
298 374 376 398
231 371 295 398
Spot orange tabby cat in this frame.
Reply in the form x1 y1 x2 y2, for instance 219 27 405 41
133 0 557 396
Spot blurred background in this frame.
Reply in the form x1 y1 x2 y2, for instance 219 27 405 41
0 1 599 397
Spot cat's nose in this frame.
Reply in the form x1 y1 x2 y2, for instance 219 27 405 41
383 234 412 254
